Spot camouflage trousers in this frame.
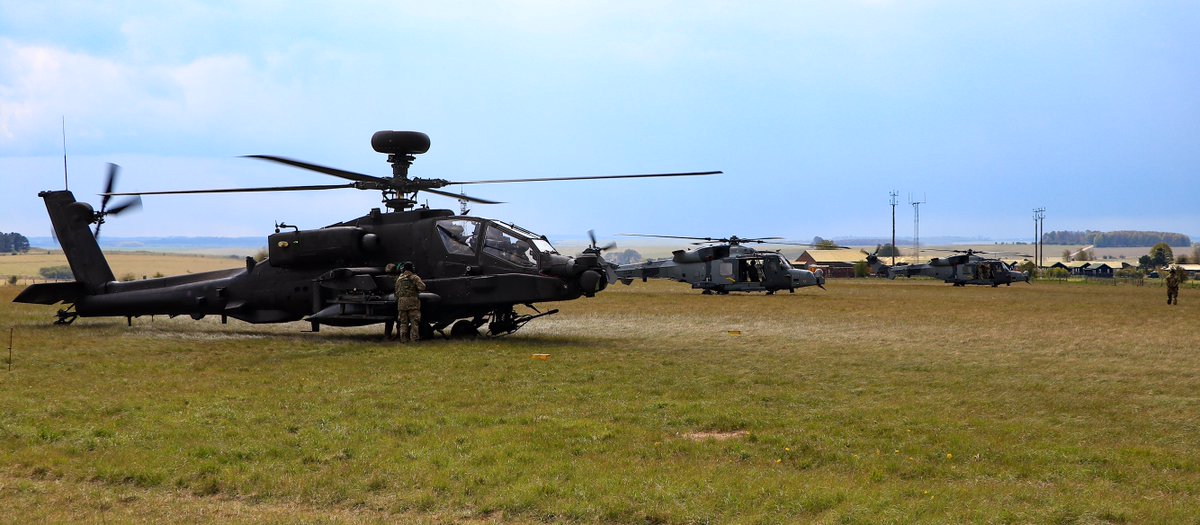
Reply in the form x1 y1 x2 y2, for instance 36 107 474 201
397 307 422 342
1168 286 1179 305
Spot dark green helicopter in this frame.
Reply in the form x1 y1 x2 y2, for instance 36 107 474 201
14 131 718 337
866 249 1031 287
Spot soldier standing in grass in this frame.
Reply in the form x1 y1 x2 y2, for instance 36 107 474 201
394 261 427 342
1166 266 1182 305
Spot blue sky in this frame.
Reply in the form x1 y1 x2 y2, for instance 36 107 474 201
2 1 1197 245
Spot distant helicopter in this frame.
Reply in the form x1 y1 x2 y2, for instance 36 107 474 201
867 249 1031 287
612 234 834 294
14 130 719 337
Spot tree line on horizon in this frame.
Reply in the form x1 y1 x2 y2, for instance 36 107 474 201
1 232 31 254
1040 230 1191 247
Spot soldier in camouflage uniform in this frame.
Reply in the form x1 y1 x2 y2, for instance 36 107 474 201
394 261 427 342
1166 266 1181 305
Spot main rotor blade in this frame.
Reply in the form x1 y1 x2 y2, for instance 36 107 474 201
422 187 503 204
619 233 722 241
244 155 386 183
454 171 721 185
103 183 356 196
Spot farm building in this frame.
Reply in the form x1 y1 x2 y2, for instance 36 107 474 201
1050 260 1133 277
1175 263 1200 278
794 250 867 278
1081 261 1129 278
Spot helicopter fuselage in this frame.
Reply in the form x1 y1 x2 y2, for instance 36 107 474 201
883 253 1029 287
615 244 823 294
16 191 609 335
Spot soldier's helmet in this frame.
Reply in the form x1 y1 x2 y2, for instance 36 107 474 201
402 261 415 273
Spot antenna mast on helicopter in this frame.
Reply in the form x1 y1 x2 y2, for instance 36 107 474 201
61 116 69 190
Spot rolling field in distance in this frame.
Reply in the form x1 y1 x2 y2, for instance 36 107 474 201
0 251 244 282
1 277 1198 523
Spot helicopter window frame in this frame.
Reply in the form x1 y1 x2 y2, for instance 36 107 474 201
435 218 481 257
481 224 540 267
500 221 559 255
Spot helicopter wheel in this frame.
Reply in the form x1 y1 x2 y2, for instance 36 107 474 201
701 290 713 295
449 319 480 339
419 322 435 340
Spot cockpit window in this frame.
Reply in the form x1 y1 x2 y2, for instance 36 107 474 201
436 219 479 256
483 225 538 266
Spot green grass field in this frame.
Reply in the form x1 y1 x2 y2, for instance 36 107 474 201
1 278 1198 523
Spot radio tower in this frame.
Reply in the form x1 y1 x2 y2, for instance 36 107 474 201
889 190 899 266
910 193 926 263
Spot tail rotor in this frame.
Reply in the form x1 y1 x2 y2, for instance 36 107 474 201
94 163 142 238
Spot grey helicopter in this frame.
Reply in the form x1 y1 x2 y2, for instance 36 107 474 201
612 234 835 294
867 249 1031 287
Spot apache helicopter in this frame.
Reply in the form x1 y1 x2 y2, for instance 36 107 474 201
867 249 1031 287
14 130 718 337
612 234 832 294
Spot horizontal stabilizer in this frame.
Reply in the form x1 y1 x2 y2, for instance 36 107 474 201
13 282 86 305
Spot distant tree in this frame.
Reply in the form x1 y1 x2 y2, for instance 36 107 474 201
1045 267 1069 280
1138 255 1153 270
7 275 17 285
254 248 269 262
814 239 839 250
1116 267 1144 279
1179 255 1191 264
1041 230 1189 247
38 266 73 280
1148 243 1174 267
1018 260 1037 276
1193 244 1200 263
0 232 31 254
1062 249 1072 262
852 260 869 278
119 272 137 282
1077 248 1094 261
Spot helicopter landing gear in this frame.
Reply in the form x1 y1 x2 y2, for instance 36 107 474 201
701 289 713 295
449 319 480 339
486 306 558 336
54 305 79 325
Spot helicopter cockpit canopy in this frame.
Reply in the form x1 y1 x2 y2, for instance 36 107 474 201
433 217 557 267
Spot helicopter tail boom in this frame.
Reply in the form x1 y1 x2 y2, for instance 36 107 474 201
42 190 116 291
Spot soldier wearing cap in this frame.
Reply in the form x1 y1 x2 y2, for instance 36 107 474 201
394 261 427 342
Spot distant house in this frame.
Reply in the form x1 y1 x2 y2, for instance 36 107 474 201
1175 263 1200 278
1082 261 1124 278
1053 261 1093 275
794 250 866 278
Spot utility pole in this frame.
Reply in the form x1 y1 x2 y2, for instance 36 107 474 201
1032 208 1040 266
889 190 899 266
1035 207 1046 267
910 193 926 263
